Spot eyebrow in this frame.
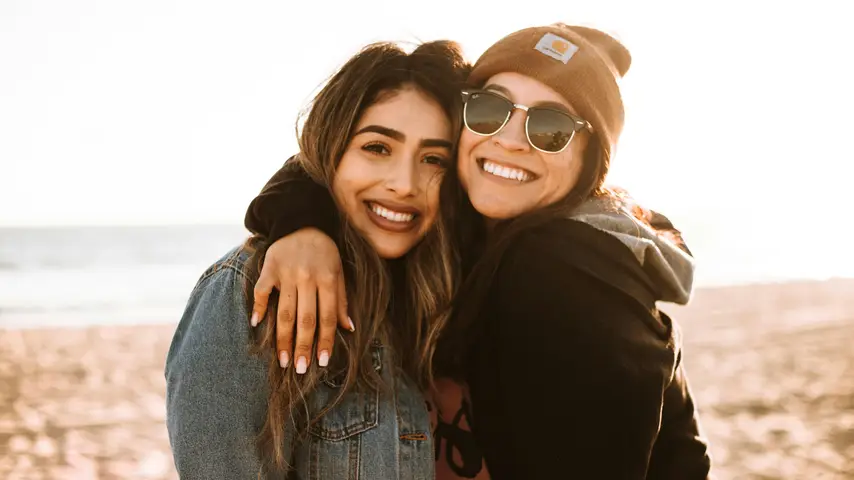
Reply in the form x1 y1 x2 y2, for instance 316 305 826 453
537 101 574 115
484 83 512 97
483 83 576 115
354 124 453 149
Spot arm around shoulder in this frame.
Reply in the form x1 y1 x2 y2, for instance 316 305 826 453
244 158 341 243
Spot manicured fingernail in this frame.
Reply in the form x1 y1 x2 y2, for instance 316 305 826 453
318 350 329 367
348 316 355 332
296 356 307 374
250 312 259 327
278 351 289 368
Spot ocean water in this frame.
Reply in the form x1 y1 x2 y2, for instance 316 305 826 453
0 225 250 329
0 223 850 330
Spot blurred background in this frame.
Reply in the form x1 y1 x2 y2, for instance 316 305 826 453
2 0 853 478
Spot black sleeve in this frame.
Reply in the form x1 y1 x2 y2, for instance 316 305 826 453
244 157 341 244
645 344 713 479
465 233 681 479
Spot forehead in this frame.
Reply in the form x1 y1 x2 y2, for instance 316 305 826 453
356 87 452 140
484 72 580 115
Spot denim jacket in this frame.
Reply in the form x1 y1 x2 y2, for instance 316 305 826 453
165 246 435 479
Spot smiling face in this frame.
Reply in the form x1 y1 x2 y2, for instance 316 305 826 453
332 87 452 259
457 72 590 220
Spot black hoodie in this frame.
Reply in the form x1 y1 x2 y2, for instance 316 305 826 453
244 160 713 479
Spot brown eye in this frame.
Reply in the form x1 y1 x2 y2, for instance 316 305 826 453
363 142 390 156
423 154 448 168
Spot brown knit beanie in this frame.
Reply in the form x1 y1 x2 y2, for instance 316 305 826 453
468 23 631 162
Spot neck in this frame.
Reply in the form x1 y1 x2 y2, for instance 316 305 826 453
483 218 499 237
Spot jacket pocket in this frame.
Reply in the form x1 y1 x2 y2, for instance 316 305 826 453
307 344 383 441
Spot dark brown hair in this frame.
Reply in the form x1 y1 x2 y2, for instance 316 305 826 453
243 40 470 472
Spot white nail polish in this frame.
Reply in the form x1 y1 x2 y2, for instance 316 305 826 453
250 312 259 327
319 351 329 367
279 351 289 368
348 316 355 332
296 356 307 374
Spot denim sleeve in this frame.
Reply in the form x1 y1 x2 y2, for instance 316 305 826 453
165 264 279 479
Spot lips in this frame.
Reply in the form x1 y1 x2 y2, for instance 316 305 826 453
364 200 420 233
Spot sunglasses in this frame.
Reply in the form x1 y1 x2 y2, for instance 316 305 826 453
462 90 592 154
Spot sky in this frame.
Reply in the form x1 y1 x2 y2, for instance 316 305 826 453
2 0 853 279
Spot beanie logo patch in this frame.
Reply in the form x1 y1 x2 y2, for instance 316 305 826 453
534 33 578 64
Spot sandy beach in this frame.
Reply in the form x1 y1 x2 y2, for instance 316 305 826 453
1 279 853 479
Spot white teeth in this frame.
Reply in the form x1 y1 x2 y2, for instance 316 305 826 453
370 203 415 223
481 160 531 182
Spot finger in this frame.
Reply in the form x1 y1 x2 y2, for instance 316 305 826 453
315 273 338 368
337 273 354 332
275 280 297 369
293 280 317 375
252 267 277 327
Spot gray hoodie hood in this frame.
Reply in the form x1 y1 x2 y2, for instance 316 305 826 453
570 197 695 305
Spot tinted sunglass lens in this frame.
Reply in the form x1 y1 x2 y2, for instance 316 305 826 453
465 93 510 135
527 109 576 152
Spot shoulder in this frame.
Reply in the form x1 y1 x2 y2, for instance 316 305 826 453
502 218 645 286
166 244 262 376
178 242 257 333
488 219 675 369
497 218 652 307
192 244 256 292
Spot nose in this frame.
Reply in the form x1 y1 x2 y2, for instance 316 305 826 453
384 153 420 197
493 108 530 152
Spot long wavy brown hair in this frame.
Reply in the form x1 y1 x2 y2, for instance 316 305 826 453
241 40 469 471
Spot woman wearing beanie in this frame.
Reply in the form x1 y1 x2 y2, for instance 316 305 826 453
239 24 713 479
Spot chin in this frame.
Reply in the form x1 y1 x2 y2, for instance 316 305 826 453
472 203 512 220
468 190 523 220
371 240 415 260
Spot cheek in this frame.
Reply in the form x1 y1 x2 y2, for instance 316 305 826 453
421 172 443 221
330 176 346 206
566 137 590 184
331 155 362 212
457 130 478 159
548 147 584 196
456 131 479 181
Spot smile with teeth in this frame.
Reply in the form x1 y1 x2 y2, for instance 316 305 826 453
480 159 534 182
369 203 415 223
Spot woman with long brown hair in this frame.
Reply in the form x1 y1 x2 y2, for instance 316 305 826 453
238 23 713 479
165 40 468 479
